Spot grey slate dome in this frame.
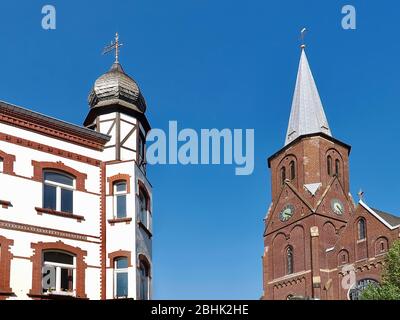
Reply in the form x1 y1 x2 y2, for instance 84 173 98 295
88 62 146 112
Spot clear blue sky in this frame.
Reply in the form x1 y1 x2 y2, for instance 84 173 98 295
0 0 399 299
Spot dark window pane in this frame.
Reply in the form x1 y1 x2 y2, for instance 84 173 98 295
43 184 57 210
116 195 126 218
116 272 128 297
115 182 127 193
44 172 73 186
61 188 73 213
44 252 74 265
60 268 74 291
139 262 149 300
116 257 128 269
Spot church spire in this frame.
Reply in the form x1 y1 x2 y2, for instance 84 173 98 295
285 46 332 146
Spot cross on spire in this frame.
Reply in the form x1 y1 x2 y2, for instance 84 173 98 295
300 27 307 49
102 32 123 63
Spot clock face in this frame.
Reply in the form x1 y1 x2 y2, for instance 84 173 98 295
331 199 344 215
279 204 294 222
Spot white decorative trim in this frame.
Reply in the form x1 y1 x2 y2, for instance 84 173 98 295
359 200 400 230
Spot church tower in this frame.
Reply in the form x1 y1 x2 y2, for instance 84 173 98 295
262 44 354 300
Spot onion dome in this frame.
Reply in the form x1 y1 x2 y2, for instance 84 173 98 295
88 62 146 113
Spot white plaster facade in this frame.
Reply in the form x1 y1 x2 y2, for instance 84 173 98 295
0 61 152 300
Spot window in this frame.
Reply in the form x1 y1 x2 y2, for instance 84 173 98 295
335 159 340 177
43 171 74 213
114 257 128 298
349 279 379 300
139 260 150 300
0 157 3 172
138 135 146 163
286 246 294 275
114 181 127 218
327 156 332 176
139 188 149 229
358 218 366 240
42 251 75 296
381 242 385 251
289 161 296 180
280 167 286 186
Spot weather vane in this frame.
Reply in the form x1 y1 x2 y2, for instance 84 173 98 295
300 27 307 49
102 32 123 63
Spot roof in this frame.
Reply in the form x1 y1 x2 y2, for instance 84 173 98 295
371 207 400 228
0 100 110 148
359 200 400 230
285 47 332 146
88 62 147 113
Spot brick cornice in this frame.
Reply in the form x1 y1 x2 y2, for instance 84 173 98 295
0 132 101 167
0 110 107 151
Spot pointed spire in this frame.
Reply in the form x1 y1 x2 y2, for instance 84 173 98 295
285 46 332 146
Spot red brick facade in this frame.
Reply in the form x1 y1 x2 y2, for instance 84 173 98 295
262 133 400 300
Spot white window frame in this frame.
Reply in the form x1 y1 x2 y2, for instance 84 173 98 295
0 157 3 172
114 182 127 218
43 253 76 297
114 259 129 299
43 172 75 212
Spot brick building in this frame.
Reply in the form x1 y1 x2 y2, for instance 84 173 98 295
262 45 400 300
0 35 153 300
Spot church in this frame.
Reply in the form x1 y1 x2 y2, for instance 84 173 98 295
262 44 400 300
0 34 152 300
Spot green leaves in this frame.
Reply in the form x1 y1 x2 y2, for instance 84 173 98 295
361 240 400 300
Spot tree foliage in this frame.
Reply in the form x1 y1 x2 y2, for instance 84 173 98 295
361 240 400 300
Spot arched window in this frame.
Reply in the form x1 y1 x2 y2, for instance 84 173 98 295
43 171 74 213
0 157 3 172
280 167 286 186
139 188 150 229
335 159 340 177
114 257 128 298
289 161 296 180
349 279 379 300
114 181 127 218
138 257 150 300
358 218 366 240
327 156 332 176
42 251 75 295
286 246 294 275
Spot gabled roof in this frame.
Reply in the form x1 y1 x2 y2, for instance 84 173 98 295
371 208 400 228
285 47 332 146
359 200 400 230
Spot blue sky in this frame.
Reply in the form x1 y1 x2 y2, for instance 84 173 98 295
1 1 399 299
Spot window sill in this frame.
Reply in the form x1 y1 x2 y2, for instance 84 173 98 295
35 207 85 222
0 290 14 297
138 221 153 238
357 239 366 244
0 200 12 209
27 293 87 300
108 217 132 225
